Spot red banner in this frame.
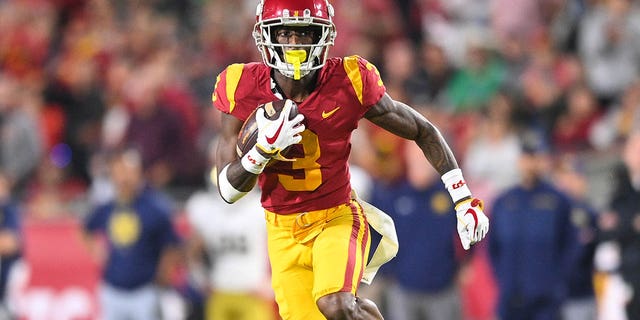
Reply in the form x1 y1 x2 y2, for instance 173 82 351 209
10 218 101 320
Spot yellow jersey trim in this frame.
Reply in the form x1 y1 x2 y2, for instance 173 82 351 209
225 64 244 113
343 56 364 105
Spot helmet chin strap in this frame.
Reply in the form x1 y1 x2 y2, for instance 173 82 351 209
285 50 308 80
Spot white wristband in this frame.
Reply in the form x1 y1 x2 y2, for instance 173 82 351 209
218 165 248 203
240 147 270 174
441 168 472 204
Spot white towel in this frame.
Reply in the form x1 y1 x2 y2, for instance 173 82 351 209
351 190 399 285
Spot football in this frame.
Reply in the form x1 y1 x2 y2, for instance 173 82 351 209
236 99 300 159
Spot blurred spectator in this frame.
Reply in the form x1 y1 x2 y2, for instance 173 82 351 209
590 80 640 151
349 0 405 65
193 0 257 71
497 35 530 95
578 0 640 105
404 41 457 108
0 1 55 77
184 139 274 320
421 0 492 67
381 38 416 102
548 0 588 53
517 58 564 143
552 157 598 320
44 53 105 184
444 36 506 113
369 141 465 320
0 73 43 193
391 0 423 44
87 57 133 206
0 173 22 318
101 57 133 151
490 0 549 45
463 92 522 197
42 1 120 184
488 136 578 320
597 131 640 320
82 148 182 320
554 54 585 93
122 65 201 189
186 185 275 320
522 31 585 96
551 84 603 153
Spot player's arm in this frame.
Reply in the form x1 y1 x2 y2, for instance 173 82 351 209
364 93 489 249
215 112 260 203
212 63 304 203
364 93 457 175
215 102 305 203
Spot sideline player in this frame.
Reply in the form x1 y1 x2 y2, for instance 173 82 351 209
212 0 489 319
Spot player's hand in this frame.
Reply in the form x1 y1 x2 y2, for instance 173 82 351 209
455 198 489 250
255 99 305 157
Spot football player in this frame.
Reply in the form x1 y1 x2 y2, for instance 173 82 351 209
212 0 489 319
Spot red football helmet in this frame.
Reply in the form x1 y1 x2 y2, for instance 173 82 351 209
253 0 336 79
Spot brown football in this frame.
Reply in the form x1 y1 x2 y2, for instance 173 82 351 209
236 99 300 158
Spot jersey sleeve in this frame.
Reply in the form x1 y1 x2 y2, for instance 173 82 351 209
212 63 266 121
212 63 246 114
342 55 386 108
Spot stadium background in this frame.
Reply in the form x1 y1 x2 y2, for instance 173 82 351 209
0 0 638 319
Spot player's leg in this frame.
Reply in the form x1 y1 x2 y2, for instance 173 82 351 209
317 292 384 320
265 212 326 320
312 200 383 319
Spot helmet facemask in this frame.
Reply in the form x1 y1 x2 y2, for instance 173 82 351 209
254 4 336 80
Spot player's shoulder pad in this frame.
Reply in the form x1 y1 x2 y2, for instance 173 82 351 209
342 55 385 106
212 63 263 114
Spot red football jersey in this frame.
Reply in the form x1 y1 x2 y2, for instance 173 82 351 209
213 56 386 214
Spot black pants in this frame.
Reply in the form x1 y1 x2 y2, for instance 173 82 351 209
626 284 640 320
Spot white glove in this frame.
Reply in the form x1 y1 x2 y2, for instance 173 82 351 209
255 99 305 156
455 198 489 250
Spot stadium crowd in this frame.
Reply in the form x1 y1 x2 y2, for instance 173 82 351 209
0 0 639 319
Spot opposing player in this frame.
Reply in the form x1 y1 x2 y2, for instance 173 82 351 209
212 0 489 319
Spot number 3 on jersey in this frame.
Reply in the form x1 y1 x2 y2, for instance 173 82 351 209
277 130 322 191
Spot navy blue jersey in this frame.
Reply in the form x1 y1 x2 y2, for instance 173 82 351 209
489 181 576 302
85 186 180 289
370 178 458 292
0 202 20 299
